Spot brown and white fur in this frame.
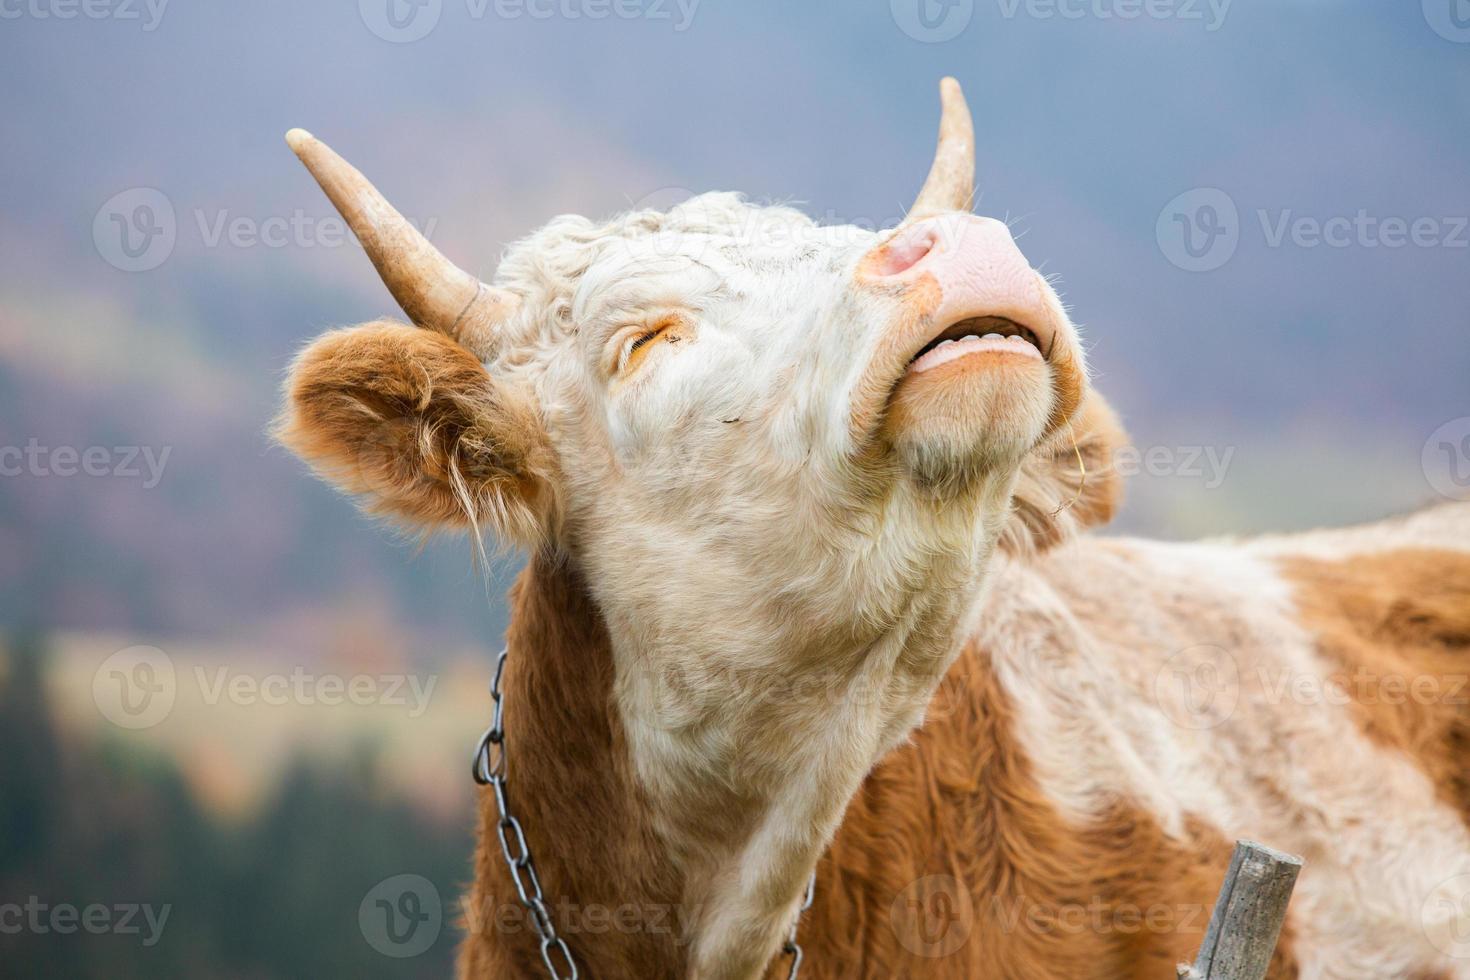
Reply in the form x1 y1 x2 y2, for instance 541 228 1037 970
273 82 1470 979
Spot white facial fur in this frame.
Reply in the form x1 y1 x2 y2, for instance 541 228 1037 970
479 193 1083 976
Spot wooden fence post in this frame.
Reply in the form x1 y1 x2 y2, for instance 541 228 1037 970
1178 840 1303 980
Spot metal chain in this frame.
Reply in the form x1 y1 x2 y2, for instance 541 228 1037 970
473 646 578 979
472 643 819 979
782 871 817 979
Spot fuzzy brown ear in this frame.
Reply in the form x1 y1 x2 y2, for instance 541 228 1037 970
275 321 556 545
1002 389 1126 556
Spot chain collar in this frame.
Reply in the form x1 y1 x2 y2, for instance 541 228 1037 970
473 646 578 978
472 644 817 979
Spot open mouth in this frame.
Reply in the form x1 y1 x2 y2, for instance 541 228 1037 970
906 315 1047 374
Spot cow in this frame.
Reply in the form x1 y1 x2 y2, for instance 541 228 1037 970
274 79 1470 979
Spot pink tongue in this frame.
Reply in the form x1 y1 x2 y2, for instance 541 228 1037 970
910 335 1041 373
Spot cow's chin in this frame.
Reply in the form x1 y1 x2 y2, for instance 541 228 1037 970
884 352 1053 494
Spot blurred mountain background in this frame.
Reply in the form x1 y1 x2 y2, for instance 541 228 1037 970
1 0 1467 975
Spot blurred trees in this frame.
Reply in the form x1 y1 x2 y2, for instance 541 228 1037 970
0 635 473 979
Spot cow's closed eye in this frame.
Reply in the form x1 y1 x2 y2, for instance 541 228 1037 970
615 315 688 376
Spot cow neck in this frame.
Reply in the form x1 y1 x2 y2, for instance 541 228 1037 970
470 551 818 979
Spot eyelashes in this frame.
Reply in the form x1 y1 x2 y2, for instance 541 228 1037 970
628 330 660 356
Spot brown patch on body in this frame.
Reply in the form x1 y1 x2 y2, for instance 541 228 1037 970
783 639 1296 979
1278 548 1470 821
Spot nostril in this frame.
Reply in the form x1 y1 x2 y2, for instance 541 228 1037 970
871 229 938 278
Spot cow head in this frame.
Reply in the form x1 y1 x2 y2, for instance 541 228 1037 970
277 77 1118 591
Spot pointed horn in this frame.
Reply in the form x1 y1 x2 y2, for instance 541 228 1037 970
904 78 975 225
284 129 515 357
